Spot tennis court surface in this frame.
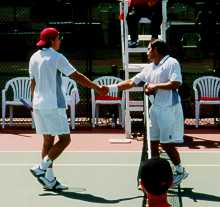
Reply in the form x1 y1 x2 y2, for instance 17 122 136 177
0 127 219 207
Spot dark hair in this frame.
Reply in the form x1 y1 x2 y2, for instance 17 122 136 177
38 42 51 49
140 158 173 195
151 39 169 56
37 34 58 49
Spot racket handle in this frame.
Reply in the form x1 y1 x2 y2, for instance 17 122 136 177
20 98 33 110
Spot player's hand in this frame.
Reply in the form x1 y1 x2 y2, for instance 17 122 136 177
144 83 156 95
96 85 109 96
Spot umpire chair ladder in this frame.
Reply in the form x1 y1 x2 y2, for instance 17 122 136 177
119 0 168 138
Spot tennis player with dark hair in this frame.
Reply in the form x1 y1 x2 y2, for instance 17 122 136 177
140 158 173 207
107 39 189 186
29 27 108 190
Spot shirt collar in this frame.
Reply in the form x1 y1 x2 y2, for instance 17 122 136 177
158 55 170 65
42 47 54 51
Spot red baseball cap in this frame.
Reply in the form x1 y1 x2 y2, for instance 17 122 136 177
36 27 59 47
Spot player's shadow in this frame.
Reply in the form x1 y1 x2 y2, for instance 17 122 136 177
178 135 220 149
39 189 142 204
169 187 220 203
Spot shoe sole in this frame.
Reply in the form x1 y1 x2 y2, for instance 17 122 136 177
30 169 67 191
43 186 69 191
38 177 69 191
37 176 54 189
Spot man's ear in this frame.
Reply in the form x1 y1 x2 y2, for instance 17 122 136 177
140 180 147 193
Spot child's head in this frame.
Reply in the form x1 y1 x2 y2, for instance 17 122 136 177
140 157 173 195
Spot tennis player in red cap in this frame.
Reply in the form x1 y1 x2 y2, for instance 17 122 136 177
29 27 107 190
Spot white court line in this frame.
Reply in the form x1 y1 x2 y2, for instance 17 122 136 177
0 150 219 153
0 150 141 153
0 163 220 167
0 163 138 167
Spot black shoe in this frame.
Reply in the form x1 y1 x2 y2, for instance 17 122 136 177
128 40 139 48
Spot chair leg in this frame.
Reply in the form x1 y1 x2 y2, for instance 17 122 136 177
195 102 200 128
2 104 6 128
121 106 125 128
9 105 13 127
125 109 131 137
31 111 35 129
70 104 75 130
118 104 125 128
118 105 121 125
95 105 99 126
92 102 96 128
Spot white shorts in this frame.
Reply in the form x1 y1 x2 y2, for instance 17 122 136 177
33 108 70 136
149 103 184 143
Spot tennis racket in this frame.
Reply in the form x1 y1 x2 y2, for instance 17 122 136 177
20 98 33 110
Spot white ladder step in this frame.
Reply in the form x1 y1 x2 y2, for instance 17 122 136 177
128 34 151 41
138 35 152 41
128 100 143 106
127 63 146 72
128 34 162 41
128 101 144 111
127 87 143 92
128 47 148 53
128 106 144 111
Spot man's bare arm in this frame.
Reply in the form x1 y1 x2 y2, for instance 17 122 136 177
30 79 36 98
146 81 181 91
69 71 108 96
117 79 136 91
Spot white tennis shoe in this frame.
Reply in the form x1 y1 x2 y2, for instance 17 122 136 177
30 165 46 178
38 176 68 191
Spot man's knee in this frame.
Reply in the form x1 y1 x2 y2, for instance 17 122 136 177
43 136 54 149
161 143 175 151
43 142 53 149
59 134 71 146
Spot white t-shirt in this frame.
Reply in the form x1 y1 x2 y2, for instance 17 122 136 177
29 47 76 109
131 55 182 107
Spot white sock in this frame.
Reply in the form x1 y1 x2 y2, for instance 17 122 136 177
46 168 55 182
40 156 53 170
175 164 184 173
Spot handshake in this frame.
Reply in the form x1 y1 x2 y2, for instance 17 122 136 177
95 84 118 96
95 82 158 96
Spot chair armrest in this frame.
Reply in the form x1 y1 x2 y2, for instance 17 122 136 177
121 91 126 104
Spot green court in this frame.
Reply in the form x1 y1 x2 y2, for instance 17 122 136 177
0 129 219 207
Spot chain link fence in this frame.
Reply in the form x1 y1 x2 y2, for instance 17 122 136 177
0 1 220 130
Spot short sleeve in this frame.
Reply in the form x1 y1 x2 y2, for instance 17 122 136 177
130 66 150 85
57 54 76 76
168 61 182 84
